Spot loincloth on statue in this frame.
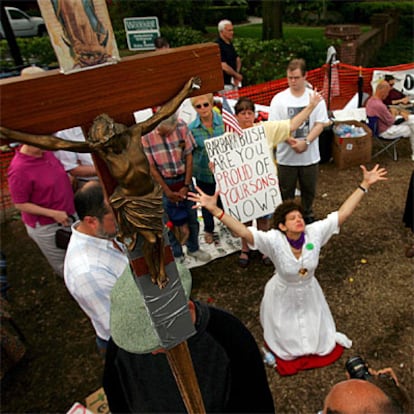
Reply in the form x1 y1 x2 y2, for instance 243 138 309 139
110 184 164 249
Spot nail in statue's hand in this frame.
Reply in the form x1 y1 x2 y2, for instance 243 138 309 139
191 77 201 90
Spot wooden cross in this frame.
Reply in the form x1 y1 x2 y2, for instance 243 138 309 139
0 43 223 413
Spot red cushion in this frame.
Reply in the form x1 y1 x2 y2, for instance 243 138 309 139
272 344 344 376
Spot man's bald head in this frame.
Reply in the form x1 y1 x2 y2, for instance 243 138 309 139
323 379 399 414
375 80 391 100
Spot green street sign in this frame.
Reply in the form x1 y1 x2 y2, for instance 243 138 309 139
124 17 160 51
126 32 160 51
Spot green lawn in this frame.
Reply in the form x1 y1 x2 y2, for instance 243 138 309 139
235 24 326 40
206 24 371 41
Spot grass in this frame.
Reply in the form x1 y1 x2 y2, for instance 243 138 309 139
207 23 412 66
235 24 326 41
206 24 371 41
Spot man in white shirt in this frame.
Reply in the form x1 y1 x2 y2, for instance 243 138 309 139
64 181 128 355
269 58 330 224
54 126 98 188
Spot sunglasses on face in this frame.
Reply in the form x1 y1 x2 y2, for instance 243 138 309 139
195 102 210 109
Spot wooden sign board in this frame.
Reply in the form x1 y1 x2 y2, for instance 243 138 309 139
0 43 223 134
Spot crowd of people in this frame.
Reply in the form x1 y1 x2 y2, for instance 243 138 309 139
2 19 413 413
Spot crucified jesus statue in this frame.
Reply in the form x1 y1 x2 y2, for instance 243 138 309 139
1 77 201 289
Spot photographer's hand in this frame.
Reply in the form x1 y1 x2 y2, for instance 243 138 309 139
369 367 399 386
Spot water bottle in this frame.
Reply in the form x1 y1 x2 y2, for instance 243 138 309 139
262 347 276 368
353 126 366 137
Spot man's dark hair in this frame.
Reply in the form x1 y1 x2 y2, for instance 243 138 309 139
234 97 255 115
272 200 304 231
74 182 109 221
154 36 169 49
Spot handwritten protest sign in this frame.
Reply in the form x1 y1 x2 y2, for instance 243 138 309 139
205 125 282 223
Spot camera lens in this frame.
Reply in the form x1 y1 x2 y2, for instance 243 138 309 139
345 356 371 380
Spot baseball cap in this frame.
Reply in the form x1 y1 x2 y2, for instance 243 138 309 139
384 74 401 82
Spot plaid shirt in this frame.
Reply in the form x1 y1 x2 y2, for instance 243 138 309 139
189 111 225 183
142 120 196 179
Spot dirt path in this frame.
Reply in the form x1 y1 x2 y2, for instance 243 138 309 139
1 139 413 413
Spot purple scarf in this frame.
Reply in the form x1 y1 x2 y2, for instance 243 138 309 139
286 232 305 250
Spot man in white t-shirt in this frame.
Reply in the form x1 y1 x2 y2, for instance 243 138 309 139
269 58 329 224
54 126 98 187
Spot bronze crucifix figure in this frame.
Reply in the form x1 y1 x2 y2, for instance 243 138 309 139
1 76 200 288
1 43 223 414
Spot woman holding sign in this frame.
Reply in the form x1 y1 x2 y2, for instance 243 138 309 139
188 164 387 375
234 95 323 267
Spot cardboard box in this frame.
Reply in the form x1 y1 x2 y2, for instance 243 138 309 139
67 403 94 414
85 388 110 414
332 120 372 169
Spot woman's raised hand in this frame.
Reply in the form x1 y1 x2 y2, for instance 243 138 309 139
360 164 388 188
187 186 218 212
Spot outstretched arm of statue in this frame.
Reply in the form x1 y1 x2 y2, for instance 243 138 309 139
0 126 91 153
135 77 202 136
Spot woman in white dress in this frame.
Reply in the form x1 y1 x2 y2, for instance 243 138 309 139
188 164 387 375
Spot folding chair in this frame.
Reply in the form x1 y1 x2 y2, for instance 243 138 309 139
368 115 402 161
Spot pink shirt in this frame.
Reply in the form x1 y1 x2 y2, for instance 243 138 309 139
8 148 75 227
365 97 395 135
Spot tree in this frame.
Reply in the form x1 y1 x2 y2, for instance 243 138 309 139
262 0 283 40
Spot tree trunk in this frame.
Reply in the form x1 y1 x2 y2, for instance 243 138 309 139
321 0 328 21
262 0 283 40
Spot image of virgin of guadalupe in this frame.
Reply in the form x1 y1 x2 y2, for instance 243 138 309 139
50 0 118 69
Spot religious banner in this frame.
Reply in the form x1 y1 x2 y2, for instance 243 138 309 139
205 125 282 223
38 0 120 74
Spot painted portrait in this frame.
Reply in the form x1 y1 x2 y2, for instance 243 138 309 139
38 0 120 73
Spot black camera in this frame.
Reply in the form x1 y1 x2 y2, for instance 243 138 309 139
345 356 372 380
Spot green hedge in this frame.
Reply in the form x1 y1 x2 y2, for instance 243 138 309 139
114 30 127 50
233 37 329 85
205 6 248 25
158 27 329 85
336 1 414 24
399 13 414 37
160 27 205 47
0 28 328 86
280 1 413 26
108 0 212 33
0 37 57 70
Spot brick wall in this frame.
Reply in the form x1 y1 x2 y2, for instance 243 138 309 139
325 13 400 66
